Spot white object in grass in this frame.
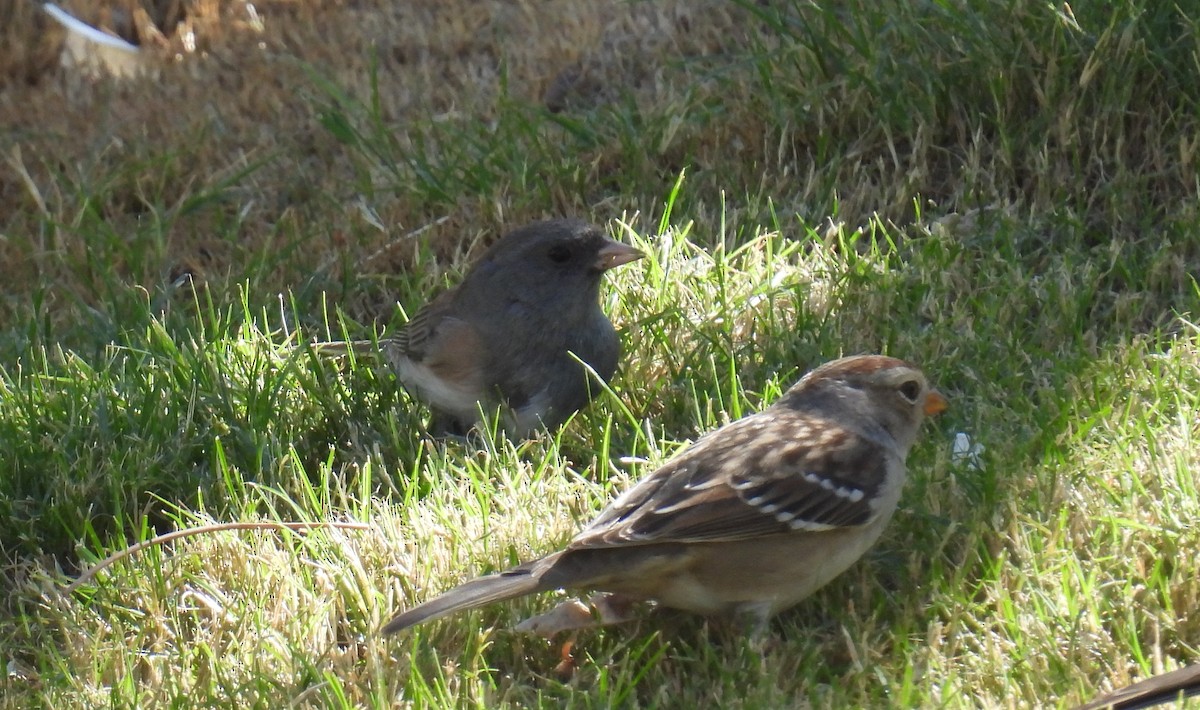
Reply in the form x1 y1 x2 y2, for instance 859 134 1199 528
951 432 984 470
42 3 146 79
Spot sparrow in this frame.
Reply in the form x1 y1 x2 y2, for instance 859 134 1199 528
382 354 948 635
1076 663 1200 710
317 219 643 438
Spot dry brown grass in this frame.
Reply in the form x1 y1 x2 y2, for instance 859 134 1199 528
1 0 755 331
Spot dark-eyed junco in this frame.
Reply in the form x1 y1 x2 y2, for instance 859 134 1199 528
318 219 643 438
382 355 947 635
1076 663 1200 710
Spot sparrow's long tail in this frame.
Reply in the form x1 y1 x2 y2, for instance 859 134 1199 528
381 557 555 635
1075 663 1200 710
310 339 379 357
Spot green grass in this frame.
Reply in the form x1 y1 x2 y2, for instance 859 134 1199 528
3 0 1200 706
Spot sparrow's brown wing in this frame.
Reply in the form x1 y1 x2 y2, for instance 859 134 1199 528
572 408 895 549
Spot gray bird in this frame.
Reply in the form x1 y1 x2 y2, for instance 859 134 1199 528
317 219 643 438
382 355 947 635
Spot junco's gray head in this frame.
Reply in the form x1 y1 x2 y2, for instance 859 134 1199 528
458 219 642 320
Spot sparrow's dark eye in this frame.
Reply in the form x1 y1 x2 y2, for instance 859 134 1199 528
547 244 572 263
897 379 922 403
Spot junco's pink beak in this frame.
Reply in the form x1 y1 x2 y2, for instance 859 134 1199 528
595 240 644 271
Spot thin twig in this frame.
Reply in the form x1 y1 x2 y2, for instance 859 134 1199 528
356 214 452 270
65 521 372 594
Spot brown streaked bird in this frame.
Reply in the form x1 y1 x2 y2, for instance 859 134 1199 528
382 354 948 635
1076 664 1200 710
317 219 643 438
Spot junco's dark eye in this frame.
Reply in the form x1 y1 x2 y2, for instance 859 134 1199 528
897 380 922 403
547 244 572 263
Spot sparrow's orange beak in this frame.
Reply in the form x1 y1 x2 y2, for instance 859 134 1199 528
923 390 948 416
595 240 644 271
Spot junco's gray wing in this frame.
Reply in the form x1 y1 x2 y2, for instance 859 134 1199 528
380 294 491 430
308 289 458 362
